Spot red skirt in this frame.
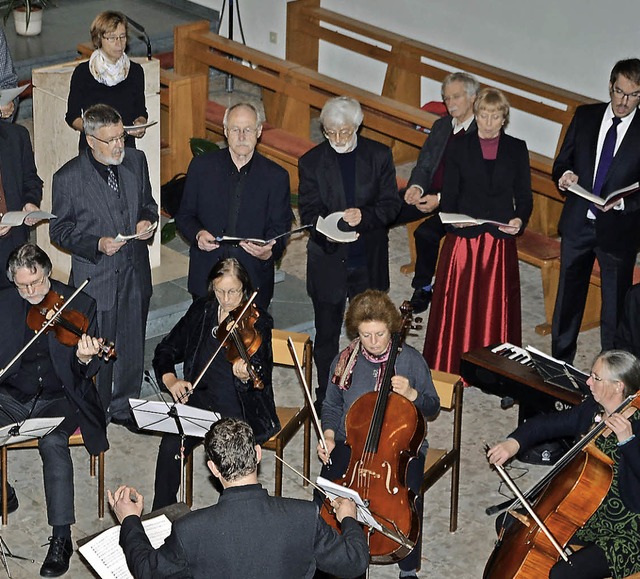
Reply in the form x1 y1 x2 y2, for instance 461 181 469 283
423 232 522 374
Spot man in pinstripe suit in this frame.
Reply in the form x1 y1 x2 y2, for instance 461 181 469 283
50 104 158 428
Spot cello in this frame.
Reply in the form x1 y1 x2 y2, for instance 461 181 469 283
483 393 640 578
322 302 426 563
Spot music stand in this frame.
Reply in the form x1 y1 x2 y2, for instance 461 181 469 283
525 346 590 394
129 399 220 502
0 417 63 577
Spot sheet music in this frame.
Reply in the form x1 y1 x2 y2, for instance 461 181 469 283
79 515 172 579
129 399 220 437
0 417 64 447
316 476 383 532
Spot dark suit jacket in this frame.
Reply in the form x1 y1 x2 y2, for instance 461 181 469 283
50 148 157 312
0 279 108 455
408 115 477 192
119 484 369 579
441 131 533 238
553 103 640 252
614 283 640 359
0 122 43 281
176 148 292 305
298 137 400 303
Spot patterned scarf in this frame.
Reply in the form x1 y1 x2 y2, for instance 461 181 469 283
331 338 392 391
89 49 130 87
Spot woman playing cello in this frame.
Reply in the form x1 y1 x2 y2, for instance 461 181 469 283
317 289 440 578
152 258 279 509
487 350 640 579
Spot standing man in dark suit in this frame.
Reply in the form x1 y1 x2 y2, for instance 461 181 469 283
552 59 640 363
0 243 107 577
0 122 43 288
395 72 479 313
109 417 369 579
176 102 292 311
50 104 158 428
299 96 401 407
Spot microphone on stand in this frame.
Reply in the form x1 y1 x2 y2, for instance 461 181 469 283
125 15 152 60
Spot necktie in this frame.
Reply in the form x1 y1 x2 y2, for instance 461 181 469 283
107 166 119 196
593 116 622 198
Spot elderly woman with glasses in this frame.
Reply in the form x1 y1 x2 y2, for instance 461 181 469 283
298 96 401 409
423 87 533 375
151 257 279 510
66 10 148 151
487 350 640 579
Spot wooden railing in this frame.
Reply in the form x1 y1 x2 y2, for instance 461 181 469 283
286 0 598 236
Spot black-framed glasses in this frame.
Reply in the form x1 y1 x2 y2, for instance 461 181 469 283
15 274 48 291
102 34 127 44
612 85 640 100
89 133 127 146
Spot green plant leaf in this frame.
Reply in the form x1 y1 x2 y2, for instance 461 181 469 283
190 138 219 157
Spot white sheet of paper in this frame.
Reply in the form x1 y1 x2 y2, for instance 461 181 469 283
0 210 55 227
316 212 358 243
0 84 29 106
78 515 172 579
114 222 157 243
129 399 220 437
316 476 383 532
123 120 158 131
0 417 64 447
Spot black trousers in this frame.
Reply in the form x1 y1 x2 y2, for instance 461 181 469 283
549 544 610 579
394 200 445 289
311 266 369 407
552 218 635 363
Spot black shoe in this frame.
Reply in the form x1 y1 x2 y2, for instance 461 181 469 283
3 483 19 514
409 287 432 314
40 536 72 577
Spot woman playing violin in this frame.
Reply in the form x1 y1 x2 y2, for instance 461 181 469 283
317 289 440 578
487 350 640 579
152 258 279 510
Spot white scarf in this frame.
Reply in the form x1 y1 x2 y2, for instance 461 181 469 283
89 49 130 87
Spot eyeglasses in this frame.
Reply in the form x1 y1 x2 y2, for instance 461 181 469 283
612 86 640 100
15 275 47 291
213 287 243 299
89 133 127 146
589 372 618 384
324 128 355 139
226 127 259 137
102 34 127 44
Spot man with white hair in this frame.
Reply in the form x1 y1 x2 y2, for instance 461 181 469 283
298 96 400 408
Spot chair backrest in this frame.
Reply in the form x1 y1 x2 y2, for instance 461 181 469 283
271 329 313 394
430 370 457 411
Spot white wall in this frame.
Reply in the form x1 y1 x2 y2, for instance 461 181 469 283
184 0 640 155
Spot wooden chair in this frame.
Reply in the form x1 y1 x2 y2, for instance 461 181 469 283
420 370 464 532
1 431 105 525
184 329 313 505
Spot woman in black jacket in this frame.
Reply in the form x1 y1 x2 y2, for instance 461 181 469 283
152 258 279 509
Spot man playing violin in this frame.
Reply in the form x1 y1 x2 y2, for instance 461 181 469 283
317 290 440 579
110 417 369 578
151 257 279 510
0 243 108 577
487 350 640 579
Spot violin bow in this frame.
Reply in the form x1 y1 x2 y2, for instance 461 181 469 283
485 445 569 563
180 290 259 399
0 278 91 380
286 337 331 464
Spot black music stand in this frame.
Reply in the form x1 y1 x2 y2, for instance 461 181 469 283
526 346 590 394
129 400 220 503
0 418 63 577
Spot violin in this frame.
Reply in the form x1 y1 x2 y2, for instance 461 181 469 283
216 301 264 390
27 289 116 360
321 301 425 563
483 394 640 578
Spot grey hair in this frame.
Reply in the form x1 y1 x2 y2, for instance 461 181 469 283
222 102 264 128
320 96 364 130
83 103 123 135
6 243 52 282
204 418 258 482
441 72 480 99
596 349 640 397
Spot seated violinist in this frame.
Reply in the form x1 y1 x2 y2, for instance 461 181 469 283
110 418 369 579
152 257 280 510
0 243 107 577
487 350 640 579
317 289 440 579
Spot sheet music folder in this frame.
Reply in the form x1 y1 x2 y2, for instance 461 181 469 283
525 346 590 395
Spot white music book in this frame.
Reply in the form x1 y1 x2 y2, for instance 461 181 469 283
316 476 383 532
0 417 63 447
123 120 158 132
114 222 157 242
0 210 55 227
439 212 511 228
568 181 640 208
79 514 172 579
316 212 358 243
